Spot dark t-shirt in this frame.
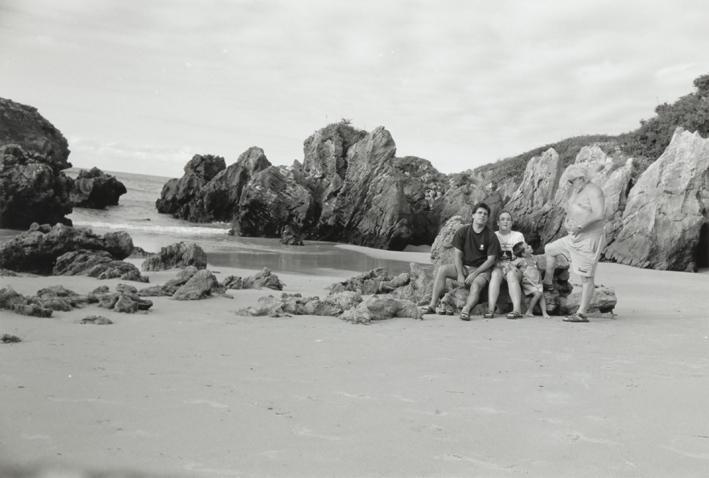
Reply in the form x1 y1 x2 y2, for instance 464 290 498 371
452 225 501 267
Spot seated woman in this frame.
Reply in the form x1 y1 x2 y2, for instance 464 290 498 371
483 211 525 319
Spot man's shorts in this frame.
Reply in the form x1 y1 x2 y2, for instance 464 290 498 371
545 227 606 278
463 265 492 286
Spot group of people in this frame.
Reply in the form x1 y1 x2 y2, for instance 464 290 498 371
422 165 606 323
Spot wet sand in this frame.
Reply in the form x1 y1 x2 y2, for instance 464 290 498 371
1 260 708 477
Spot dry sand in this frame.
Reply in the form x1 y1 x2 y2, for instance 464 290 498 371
1 258 709 477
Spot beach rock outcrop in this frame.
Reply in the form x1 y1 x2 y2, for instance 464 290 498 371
280 224 304 245
340 295 422 324
70 167 127 209
430 215 466 272
53 250 148 282
90 284 153 313
223 268 285 291
138 266 200 297
155 154 227 221
605 128 709 271
141 242 207 271
237 165 315 237
238 291 363 318
0 286 53 317
0 145 74 229
0 223 133 274
79 315 113 325
173 269 220 300
2 333 22 343
0 97 70 170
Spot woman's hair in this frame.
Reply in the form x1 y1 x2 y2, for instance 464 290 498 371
512 241 526 258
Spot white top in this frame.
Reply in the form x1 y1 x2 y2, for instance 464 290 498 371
495 230 525 261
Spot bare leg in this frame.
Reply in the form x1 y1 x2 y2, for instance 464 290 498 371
506 270 523 313
525 292 541 316
543 250 556 287
540 293 550 318
428 264 458 310
487 267 503 314
578 275 594 315
461 277 486 315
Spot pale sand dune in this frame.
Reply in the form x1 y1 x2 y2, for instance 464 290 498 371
1 260 709 477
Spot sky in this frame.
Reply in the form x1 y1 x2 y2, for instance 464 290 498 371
1 0 708 178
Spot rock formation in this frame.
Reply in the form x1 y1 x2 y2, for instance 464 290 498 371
70 167 127 209
0 98 74 228
605 128 709 270
141 242 207 271
53 250 148 282
0 223 133 274
0 145 73 229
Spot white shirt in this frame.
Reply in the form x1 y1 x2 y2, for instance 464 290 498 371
495 230 525 261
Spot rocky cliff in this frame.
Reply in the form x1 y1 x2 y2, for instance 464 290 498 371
0 98 74 228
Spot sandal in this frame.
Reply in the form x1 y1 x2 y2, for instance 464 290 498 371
563 312 590 323
459 311 471 321
482 311 495 319
506 311 524 320
542 282 555 292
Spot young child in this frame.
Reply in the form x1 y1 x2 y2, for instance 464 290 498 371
511 241 550 318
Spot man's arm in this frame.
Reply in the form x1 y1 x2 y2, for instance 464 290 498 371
465 254 496 285
454 248 466 284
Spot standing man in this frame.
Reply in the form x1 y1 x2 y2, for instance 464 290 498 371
423 203 501 321
543 166 606 322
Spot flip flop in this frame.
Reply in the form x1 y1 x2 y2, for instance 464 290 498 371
506 311 524 320
482 311 495 319
563 313 590 323
459 311 471 321
542 283 555 292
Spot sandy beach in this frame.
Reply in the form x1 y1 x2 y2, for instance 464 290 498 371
2 258 708 477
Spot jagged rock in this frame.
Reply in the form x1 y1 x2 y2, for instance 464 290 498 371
432 171 499 230
79 316 113 325
0 145 74 229
237 291 363 317
138 266 199 296
0 97 70 170
605 128 709 270
0 286 53 317
430 216 466 272
388 263 433 305
155 154 227 221
0 223 133 274
2 333 22 343
94 285 152 313
340 295 422 324
70 167 127 209
172 269 220 300
53 250 148 282
280 224 304 245
202 147 271 221
242 268 285 290
329 267 391 295
238 165 315 237
141 242 207 271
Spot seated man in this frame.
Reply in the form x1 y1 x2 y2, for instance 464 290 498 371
422 202 501 320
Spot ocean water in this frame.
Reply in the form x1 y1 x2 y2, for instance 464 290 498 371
1 169 426 277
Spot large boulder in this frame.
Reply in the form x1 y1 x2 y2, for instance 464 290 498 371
53 249 148 282
605 128 709 270
0 223 133 274
155 154 226 221
430 215 466 272
237 165 315 237
172 269 220 300
141 242 207 271
0 145 73 229
201 147 271 221
70 167 127 209
0 97 70 171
